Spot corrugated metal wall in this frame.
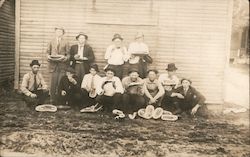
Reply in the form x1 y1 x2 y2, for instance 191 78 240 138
0 0 15 85
17 0 233 103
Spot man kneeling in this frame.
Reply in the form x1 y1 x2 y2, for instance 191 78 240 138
21 60 49 108
171 78 206 116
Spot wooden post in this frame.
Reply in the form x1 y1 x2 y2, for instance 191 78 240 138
14 0 20 89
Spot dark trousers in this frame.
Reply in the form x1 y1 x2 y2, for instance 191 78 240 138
81 88 96 107
122 93 145 113
129 60 147 79
96 93 122 112
57 89 82 108
23 90 49 107
75 63 86 82
50 69 65 104
107 64 123 79
161 94 180 112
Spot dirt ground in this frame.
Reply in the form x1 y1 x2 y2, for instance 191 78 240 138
0 93 249 157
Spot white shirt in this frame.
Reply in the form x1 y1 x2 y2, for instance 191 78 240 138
81 73 102 92
105 45 129 65
128 42 149 64
158 73 179 89
96 76 124 96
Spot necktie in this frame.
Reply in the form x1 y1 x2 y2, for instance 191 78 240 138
90 75 94 90
34 74 38 91
57 38 60 52
184 88 188 96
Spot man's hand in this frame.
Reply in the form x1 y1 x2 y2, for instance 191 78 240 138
82 57 88 60
61 90 66 96
68 77 77 85
191 104 200 115
176 93 184 99
149 98 156 104
30 93 37 98
74 54 80 60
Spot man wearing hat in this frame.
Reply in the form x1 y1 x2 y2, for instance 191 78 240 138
122 68 145 117
47 27 70 104
170 78 206 116
159 63 180 112
95 67 124 112
104 33 129 79
81 64 102 107
128 32 150 78
21 60 49 107
69 32 95 81
57 67 82 109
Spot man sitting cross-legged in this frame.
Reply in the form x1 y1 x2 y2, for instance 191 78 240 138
57 67 82 109
122 69 145 119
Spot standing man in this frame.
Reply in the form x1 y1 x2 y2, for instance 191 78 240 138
104 33 129 79
122 69 145 117
47 26 70 105
21 60 49 107
69 32 95 81
128 32 150 78
159 63 180 112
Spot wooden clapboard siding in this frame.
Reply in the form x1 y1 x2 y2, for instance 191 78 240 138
17 0 233 103
156 0 232 103
0 0 15 85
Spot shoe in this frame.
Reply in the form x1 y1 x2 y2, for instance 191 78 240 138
112 109 125 119
152 107 164 119
161 114 178 121
35 104 57 112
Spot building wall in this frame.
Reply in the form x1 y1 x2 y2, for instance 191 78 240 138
16 0 233 103
0 0 15 85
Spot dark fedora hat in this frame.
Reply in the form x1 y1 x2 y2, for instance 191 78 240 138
65 67 76 74
166 63 178 71
112 33 123 41
30 60 41 67
90 64 99 72
76 32 88 40
181 78 192 84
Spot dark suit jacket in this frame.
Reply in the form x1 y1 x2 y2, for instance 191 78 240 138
69 44 95 73
174 86 206 106
58 75 81 94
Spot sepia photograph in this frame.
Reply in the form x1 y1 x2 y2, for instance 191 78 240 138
0 0 249 156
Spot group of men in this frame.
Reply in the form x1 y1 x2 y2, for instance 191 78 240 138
20 27 206 118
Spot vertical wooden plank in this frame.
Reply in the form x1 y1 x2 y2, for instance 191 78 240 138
14 0 21 89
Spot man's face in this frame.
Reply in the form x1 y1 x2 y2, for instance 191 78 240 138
89 68 97 75
55 29 64 37
78 35 86 44
168 70 176 76
148 71 157 81
113 39 122 48
31 65 40 74
136 37 144 42
182 80 191 89
106 70 114 79
129 72 139 81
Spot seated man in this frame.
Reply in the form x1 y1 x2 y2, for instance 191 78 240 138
57 67 82 108
81 64 102 107
96 67 124 113
21 60 49 107
143 69 165 107
122 69 145 116
171 78 206 116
